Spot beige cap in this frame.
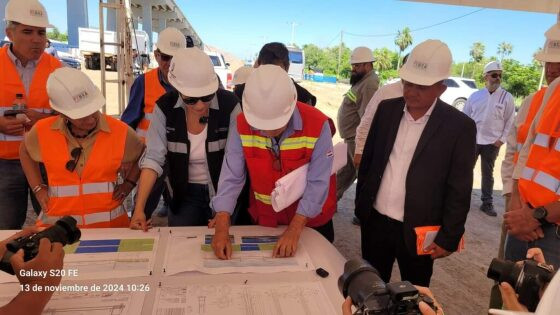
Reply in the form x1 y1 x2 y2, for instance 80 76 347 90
535 23 560 63
350 46 374 64
168 48 219 97
156 27 186 56
231 66 254 85
5 0 51 28
242 65 297 130
483 61 503 74
47 68 105 119
399 39 452 86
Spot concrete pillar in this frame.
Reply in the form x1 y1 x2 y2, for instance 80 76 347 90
142 0 153 52
106 0 117 32
0 0 9 41
67 0 89 48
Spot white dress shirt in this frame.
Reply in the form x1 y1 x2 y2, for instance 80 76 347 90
462 86 515 145
374 100 436 222
355 80 404 155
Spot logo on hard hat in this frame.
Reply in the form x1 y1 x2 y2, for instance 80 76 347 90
549 41 560 49
72 90 89 103
170 41 180 48
413 60 428 71
29 9 44 17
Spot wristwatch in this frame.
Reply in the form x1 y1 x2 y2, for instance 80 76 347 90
533 206 549 226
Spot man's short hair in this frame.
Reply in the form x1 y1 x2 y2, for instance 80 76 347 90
257 42 290 70
5 21 20 30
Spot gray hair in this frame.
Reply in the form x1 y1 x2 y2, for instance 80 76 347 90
5 21 20 30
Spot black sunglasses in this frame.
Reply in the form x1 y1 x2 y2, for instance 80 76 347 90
182 94 215 105
490 73 502 79
65 147 82 172
155 50 172 62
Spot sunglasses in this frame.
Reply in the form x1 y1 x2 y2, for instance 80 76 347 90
155 51 172 62
267 145 282 172
489 73 502 79
182 94 215 105
65 147 82 172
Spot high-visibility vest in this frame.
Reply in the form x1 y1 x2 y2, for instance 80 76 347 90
514 88 547 163
136 68 165 141
0 46 61 159
237 102 336 227
519 84 560 209
35 115 129 228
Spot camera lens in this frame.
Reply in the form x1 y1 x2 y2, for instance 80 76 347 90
338 259 390 312
487 258 522 289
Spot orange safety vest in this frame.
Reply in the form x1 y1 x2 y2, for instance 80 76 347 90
136 68 166 141
0 46 61 159
519 84 560 209
35 115 129 228
514 88 547 163
237 102 336 227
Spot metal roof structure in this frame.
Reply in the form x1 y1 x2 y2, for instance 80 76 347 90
402 0 560 14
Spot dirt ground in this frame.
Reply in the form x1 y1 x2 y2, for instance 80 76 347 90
25 72 507 314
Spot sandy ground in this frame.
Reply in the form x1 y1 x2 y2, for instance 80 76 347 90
25 72 507 314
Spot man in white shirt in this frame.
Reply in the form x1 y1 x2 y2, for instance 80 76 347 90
355 40 476 286
463 61 515 216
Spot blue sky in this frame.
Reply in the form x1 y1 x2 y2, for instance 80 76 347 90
40 0 556 64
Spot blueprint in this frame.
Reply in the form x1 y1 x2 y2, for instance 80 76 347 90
163 231 314 275
152 282 336 315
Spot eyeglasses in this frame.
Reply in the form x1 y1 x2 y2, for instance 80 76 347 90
489 73 502 79
267 145 282 172
182 94 215 105
65 147 82 172
155 50 172 62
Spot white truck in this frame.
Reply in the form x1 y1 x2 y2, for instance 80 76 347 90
78 27 148 71
205 50 232 89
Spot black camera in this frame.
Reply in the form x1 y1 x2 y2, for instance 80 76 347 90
0 216 81 275
487 258 555 311
338 259 435 315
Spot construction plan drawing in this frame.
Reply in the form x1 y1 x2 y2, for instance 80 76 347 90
152 282 336 315
60 232 159 280
163 231 314 275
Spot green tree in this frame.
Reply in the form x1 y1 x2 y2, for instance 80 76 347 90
501 59 541 98
394 27 413 69
47 27 68 42
302 44 323 72
497 42 513 61
373 47 393 71
469 42 485 77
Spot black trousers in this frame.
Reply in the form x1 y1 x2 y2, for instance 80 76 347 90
313 219 334 243
476 144 500 205
361 209 433 287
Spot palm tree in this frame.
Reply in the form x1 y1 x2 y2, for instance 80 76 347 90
497 42 513 61
373 48 393 71
469 42 485 77
394 27 413 69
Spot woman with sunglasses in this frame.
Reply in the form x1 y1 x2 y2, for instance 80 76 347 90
130 47 242 229
18 67 145 228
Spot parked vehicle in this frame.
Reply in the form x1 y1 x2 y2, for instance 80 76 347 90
60 56 81 70
78 27 148 71
287 46 305 82
440 77 478 111
206 50 232 89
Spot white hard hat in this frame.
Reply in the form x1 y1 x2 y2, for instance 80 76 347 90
47 68 105 119
156 27 186 56
484 61 503 74
5 0 51 28
350 46 374 64
242 65 297 130
231 66 254 85
535 23 560 63
168 48 218 97
399 39 452 86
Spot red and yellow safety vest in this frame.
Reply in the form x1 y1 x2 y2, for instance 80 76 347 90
514 88 547 163
35 115 129 228
519 85 560 209
0 46 61 159
136 68 165 141
237 102 336 227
